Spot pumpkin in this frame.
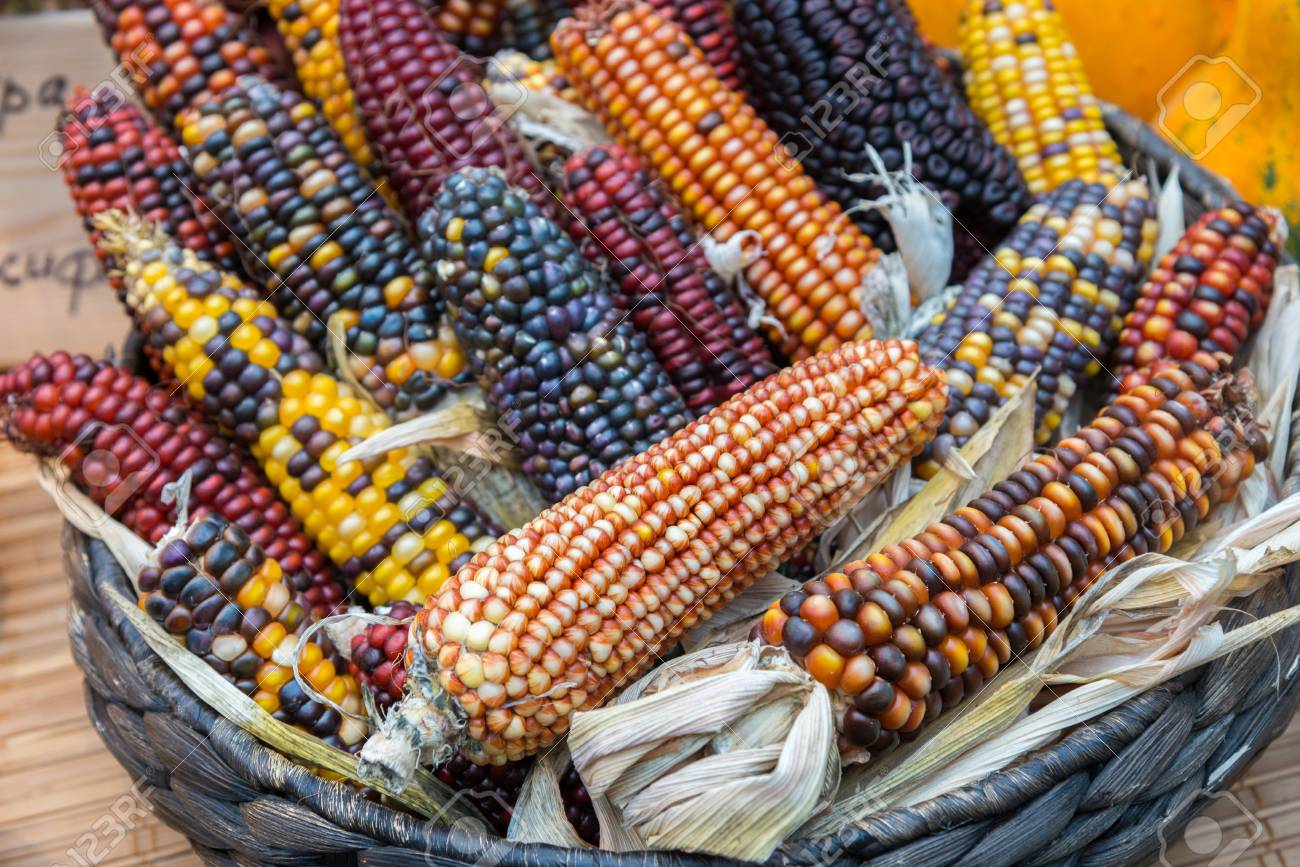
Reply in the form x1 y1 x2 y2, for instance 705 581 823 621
908 0 1235 119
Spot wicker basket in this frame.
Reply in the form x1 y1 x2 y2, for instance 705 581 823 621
62 108 1300 866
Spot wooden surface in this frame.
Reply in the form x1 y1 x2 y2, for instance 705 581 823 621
0 10 134 369
0 438 1299 867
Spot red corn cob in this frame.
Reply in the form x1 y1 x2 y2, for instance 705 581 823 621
59 90 241 298
644 0 744 91
1113 203 1283 391
86 0 288 131
338 0 550 223
0 352 346 619
561 143 777 412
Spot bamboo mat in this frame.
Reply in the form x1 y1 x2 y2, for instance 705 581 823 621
1 441 1299 867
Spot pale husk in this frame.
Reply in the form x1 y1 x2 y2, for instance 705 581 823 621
567 643 838 860
507 744 593 849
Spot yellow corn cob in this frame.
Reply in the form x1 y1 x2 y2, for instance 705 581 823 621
551 0 879 360
267 0 374 167
959 0 1123 194
358 339 947 778
101 214 500 608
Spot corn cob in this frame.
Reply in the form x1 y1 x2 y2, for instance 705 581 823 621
102 215 502 607
347 600 420 709
561 143 777 413
358 338 946 774
731 0 1029 264
760 359 1266 757
60 91 241 289
499 0 572 61
141 513 368 750
552 0 880 360
1114 204 1283 391
915 177 1158 478
266 0 374 168
0 351 346 619
87 0 287 131
435 0 510 57
421 167 692 502
644 0 744 91
959 0 1122 194
181 77 465 418
337 0 551 223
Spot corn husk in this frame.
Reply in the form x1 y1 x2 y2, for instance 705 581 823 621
1152 162 1185 262
567 643 838 861
507 744 592 849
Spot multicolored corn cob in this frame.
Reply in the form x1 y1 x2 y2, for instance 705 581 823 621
732 0 1029 260
347 600 419 708
0 351 346 619
86 0 287 131
359 338 947 772
421 167 692 502
60 91 240 290
102 215 502 607
181 77 465 418
959 0 1123 194
140 514 368 750
499 0 572 61
552 0 880 360
266 0 375 167
338 0 550 223
561 143 777 413
434 0 509 56
915 177 1158 477
645 0 744 91
760 360 1265 758
1113 204 1283 391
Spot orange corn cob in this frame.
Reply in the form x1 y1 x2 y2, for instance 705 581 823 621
358 339 946 778
552 0 880 360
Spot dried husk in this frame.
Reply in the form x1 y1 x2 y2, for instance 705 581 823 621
507 744 592 848
567 643 838 860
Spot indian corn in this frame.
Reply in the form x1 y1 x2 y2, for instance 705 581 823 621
60 91 240 289
358 338 947 774
434 0 509 57
1113 203 1283 391
101 215 502 607
181 77 466 418
87 0 287 131
267 0 375 167
499 0 572 61
141 513 368 750
421 167 691 502
732 0 1029 265
0 351 345 619
761 358 1266 758
561 143 777 413
552 0 880 360
338 0 551 223
959 0 1123 194
645 0 744 91
915 177 1158 477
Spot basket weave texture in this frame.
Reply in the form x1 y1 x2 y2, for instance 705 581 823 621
62 106 1300 866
